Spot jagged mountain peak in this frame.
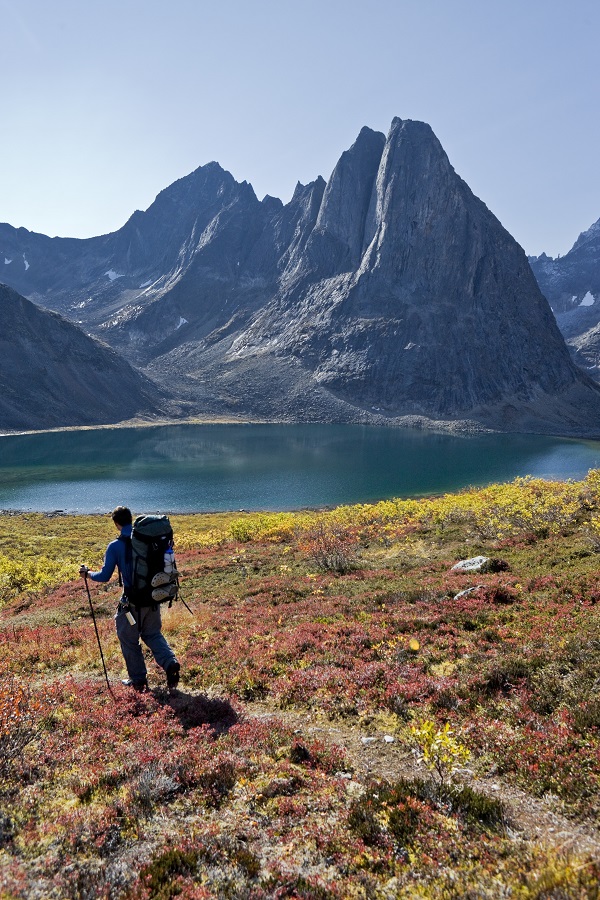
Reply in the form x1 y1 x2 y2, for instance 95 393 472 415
308 126 385 273
143 161 250 216
261 194 284 211
2 117 600 435
356 124 385 139
381 116 454 184
389 115 431 134
571 216 600 254
385 117 448 156
225 118 598 431
291 176 327 203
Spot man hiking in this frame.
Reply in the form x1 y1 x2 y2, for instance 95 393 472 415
79 505 181 693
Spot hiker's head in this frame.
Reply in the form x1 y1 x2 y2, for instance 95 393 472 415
111 506 132 528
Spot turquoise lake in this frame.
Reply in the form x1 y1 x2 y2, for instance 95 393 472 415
1 423 600 513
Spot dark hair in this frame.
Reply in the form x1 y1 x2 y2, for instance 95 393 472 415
111 506 132 527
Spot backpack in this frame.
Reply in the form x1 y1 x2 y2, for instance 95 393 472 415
121 514 179 607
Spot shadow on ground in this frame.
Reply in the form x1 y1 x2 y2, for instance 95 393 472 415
158 689 239 733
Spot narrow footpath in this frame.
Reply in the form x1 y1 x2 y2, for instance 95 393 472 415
241 700 600 860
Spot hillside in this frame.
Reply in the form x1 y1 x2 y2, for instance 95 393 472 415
0 284 163 431
1 476 600 896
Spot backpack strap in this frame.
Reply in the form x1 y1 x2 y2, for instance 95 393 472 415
117 533 133 590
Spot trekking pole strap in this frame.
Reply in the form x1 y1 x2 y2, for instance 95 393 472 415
177 589 194 616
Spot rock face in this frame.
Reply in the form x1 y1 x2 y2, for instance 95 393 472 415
2 118 600 435
0 284 162 431
530 219 600 379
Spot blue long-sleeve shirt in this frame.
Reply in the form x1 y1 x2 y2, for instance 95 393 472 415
90 524 133 587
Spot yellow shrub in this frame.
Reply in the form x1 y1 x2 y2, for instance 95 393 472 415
471 478 580 539
174 528 227 551
411 720 470 784
580 468 600 510
228 512 306 543
0 553 76 601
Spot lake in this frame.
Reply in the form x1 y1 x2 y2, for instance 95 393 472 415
1 423 600 513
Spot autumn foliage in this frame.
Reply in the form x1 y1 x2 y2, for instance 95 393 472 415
1 473 600 896
0 675 50 776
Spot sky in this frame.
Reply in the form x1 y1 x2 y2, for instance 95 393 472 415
1 0 598 257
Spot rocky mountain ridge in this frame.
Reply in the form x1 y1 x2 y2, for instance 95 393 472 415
529 217 600 378
3 118 600 436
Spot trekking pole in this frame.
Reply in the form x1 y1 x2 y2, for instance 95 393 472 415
83 573 116 700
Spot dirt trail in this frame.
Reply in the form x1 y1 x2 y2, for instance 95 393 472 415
244 701 600 860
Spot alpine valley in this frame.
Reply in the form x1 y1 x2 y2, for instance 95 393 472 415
2 117 600 435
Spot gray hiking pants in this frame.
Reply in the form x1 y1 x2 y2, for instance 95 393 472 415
115 602 177 685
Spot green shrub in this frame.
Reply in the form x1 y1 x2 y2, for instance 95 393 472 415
573 700 600 733
479 654 544 695
139 848 199 900
440 783 505 828
347 797 383 846
197 759 237 808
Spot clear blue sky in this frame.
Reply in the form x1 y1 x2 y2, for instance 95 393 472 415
1 0 598 257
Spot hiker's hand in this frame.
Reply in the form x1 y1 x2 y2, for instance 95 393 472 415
79 565 89 577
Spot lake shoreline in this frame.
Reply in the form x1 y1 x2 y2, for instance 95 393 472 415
3 411 600 441
0 413 496 439
0 414 268 439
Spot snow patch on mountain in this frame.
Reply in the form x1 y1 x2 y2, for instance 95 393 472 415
4 258 11 265
580 291 595 306
105 270 124 281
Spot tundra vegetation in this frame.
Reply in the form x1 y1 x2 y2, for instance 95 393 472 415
1 473 600 897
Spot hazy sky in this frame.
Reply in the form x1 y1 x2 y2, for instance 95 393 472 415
1 0 598 257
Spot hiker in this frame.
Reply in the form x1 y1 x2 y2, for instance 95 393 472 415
79 505 180 693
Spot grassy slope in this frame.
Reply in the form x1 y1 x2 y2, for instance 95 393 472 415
1 477 600 897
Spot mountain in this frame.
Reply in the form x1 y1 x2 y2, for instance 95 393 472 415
216 120 596 431
2 118 600 436
0 284 162 431
0 163 275 360
530 218 600 377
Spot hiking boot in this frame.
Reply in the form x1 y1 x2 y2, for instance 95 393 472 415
152 583 177 603
166 662 180 693
121 678 148 693
151 571 172 588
